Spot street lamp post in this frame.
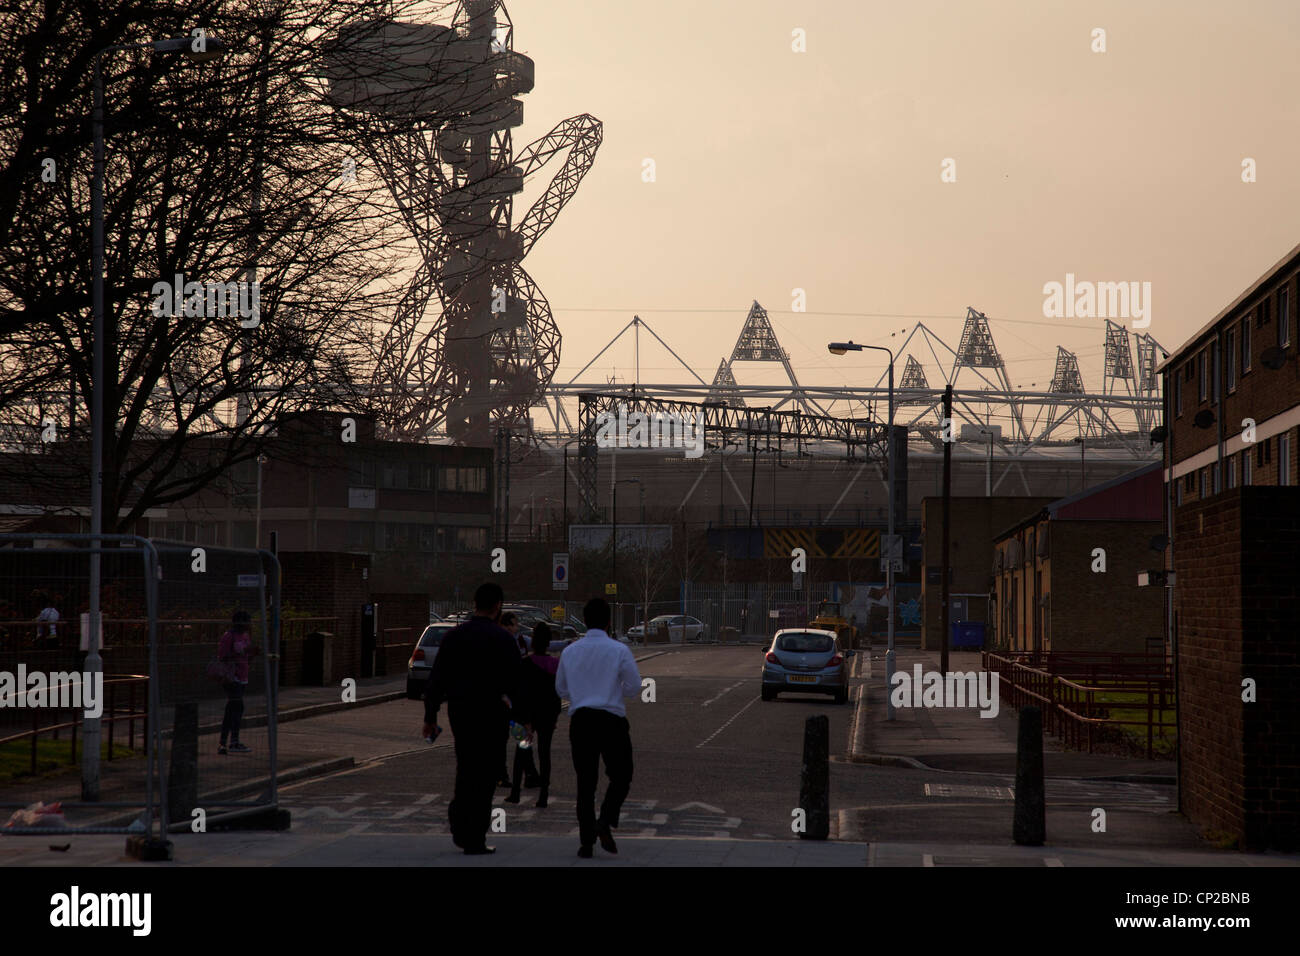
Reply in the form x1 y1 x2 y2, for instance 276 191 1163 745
611 477 641 635
828 341 896 719
87 32 229 800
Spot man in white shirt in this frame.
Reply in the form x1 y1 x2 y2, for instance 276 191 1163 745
555 596 641 858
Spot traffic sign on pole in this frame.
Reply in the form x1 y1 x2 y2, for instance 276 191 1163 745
552 552 569 591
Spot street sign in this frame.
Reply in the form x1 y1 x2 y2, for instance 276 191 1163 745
605 583 618 595
881 534 904 560
552 552 570 591
236 573 263 588
879 557 905 573
551 604 566 622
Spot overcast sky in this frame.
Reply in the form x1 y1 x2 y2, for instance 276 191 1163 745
500 0 1300 395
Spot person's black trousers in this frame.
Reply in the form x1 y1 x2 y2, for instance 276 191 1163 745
569 708 633 847
447 702 507 848
220 680 245 744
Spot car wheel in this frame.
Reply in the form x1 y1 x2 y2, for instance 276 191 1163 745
761 687 775 702
834 690 849 705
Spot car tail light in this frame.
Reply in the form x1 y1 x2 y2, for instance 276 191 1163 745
765 652 779 664
827 654 843 667
411 648 425 662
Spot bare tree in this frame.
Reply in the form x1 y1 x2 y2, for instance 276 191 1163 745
0 0 449 530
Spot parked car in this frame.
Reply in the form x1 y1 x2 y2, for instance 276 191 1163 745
406 623 456 699
760 628 855 704
640 614 705 643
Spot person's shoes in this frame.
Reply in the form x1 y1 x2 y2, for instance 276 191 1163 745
523 774 540 789
217 745 227 756
463 845 496 856
596 822 618 854
504 789 521 804
228 742 251 753
535 788 548 809
577 845 593 859
451 834 464 849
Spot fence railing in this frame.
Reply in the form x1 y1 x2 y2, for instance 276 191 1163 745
983 652 1176 759
0 675 149 775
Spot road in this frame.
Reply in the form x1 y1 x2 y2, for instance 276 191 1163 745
275 644 1200 861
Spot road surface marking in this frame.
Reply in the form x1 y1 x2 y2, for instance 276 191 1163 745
1044 857 1064 867
696 695 761 748
922 853 934 867
701 681 744 707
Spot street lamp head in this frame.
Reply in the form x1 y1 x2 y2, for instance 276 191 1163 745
827 341 861 355
153 33 230 63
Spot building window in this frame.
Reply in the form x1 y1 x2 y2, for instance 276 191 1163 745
447 526 488 552
1226 327 1236 391
1226 455 1236 490
1257 298 1270 327
1282 432 1293 486
1257 438 1271 467
1199 468 1207 499
1214 463 1221 493
1243 449 1252 485
1184 472 1194 495
438 465 488 494
1174 370 1183 416
1242 318 1252 375
1175 480 1183 505
1281 287 1291 347
1198 349 1208 401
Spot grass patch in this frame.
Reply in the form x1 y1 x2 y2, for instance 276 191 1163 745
1088 691 1177 757
0 738 139 783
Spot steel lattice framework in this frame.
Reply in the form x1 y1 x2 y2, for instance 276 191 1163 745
324 1 601 443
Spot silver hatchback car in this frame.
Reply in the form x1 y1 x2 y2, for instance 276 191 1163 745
761 628 855 704
406 623 455 699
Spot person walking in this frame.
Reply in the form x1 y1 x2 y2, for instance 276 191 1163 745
505 621 561 808
497 611 536 787
218 610 258 755
422 582 522 856
555 597 641 858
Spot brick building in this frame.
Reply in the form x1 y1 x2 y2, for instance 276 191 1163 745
990 464 1165 654
918 496 1055 650
148 411 493 594
1159 242 1300 850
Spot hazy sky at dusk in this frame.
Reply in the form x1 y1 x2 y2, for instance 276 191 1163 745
497 0 1300 397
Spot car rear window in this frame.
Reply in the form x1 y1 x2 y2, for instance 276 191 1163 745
776 633 834 653
419 626 452 647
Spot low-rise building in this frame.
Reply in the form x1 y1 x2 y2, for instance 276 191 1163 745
1159 242 1300 851
991 463 1164 654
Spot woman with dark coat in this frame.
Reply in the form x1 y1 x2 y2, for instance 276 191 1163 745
504 622 563 808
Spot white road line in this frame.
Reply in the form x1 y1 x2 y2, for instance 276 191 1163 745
922 853 934 867
701 680 744 708
1044 857 1064 867
696 695 761 748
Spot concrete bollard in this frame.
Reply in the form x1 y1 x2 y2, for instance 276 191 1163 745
1013 705 1046 846
799 714 830 840
167 700 199 826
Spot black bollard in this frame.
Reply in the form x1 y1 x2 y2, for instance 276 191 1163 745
167 701 199 826
1013 705 1046 846
799 714 830 840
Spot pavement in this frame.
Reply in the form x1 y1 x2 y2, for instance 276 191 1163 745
2 644 1297 867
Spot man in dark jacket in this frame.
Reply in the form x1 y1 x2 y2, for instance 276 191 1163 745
422 582 522 855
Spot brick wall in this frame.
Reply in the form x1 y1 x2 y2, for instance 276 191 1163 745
1050 520 1165 653
1175 487 1300 850
920 496 1055 650
279 552 370 684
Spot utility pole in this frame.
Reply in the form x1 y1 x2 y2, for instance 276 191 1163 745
940 384 953 675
